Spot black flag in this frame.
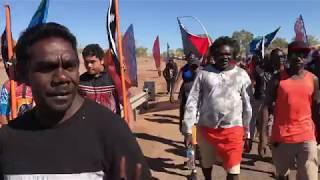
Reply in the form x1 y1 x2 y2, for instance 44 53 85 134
106 0 120 73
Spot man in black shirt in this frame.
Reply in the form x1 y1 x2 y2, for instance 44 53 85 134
163 57 178 94
0 22 151 180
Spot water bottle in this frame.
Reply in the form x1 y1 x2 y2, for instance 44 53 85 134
186 145 196 170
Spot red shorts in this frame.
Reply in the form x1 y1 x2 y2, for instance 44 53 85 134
201 126 244 171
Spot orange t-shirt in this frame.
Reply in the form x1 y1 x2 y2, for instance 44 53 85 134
271 71 316 143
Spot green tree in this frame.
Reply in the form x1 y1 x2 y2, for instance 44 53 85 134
175 48 184 57
291 35 320 46
268 37 288 50
136 47 148 57
307 35 320 46
232 29 254 56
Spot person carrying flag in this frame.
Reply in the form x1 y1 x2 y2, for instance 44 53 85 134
182 36 252 180
79 44 121 115
259 41 319 180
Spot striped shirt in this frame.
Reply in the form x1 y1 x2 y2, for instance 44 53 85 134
79 72 120 115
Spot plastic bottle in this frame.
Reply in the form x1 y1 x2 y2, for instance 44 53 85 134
186 145 196 170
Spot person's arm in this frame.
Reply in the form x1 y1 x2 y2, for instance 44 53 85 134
259 75 278 157
182 71 202 135
241 73 253 139
170 69 183 103
312 76 320 143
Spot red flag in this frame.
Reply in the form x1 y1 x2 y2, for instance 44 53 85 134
152 36 161 70
104 50 130 103
294 15 308 44
178 19 210 58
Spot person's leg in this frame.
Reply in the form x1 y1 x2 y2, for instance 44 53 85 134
225 164 241 180
202 167 213 180
166 80 170 93
276 176 289 180
197 127 216 180
296 140 318 180
169 80 174 94
211 127 243 179
250 99 262 139
179 94 186 132
272 142 296 179
226 173 239 180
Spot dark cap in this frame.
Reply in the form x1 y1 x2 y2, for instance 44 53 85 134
288 41 311 54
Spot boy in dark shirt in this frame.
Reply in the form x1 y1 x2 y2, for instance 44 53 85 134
79 44 120 115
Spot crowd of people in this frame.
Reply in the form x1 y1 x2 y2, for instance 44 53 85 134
0 20 320 180
168 37 320 180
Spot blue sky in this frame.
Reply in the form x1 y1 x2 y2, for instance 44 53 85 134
1 0 320 53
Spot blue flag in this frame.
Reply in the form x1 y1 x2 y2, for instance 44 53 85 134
249 27 280 54
28 0 49 28
122 24 138 87
1 0 49 77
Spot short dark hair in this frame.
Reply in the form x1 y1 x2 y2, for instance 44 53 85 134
15 22 78 77
82 44 104 60
270 48 284 59
270 48 283 56
209 36 239 59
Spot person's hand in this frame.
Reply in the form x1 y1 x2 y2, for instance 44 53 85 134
184 134 192 147
120 156 142 180
244 138 252 153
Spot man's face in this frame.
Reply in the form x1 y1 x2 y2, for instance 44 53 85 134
190 64 199 72
271 51 286 71
288 50 308 71
213 45 233 69
83 55 104 75
28 37 79 112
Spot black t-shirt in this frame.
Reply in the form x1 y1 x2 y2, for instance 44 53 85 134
0 99 151 180
163 62 178 80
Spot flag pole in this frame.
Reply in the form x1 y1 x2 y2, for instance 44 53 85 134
167 43 169 60
262 36 265 59
4 4 17 119
114 0 129 122
178 16 212 46
300 14 309 45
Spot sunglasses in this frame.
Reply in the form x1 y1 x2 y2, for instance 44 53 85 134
290 52 308 59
